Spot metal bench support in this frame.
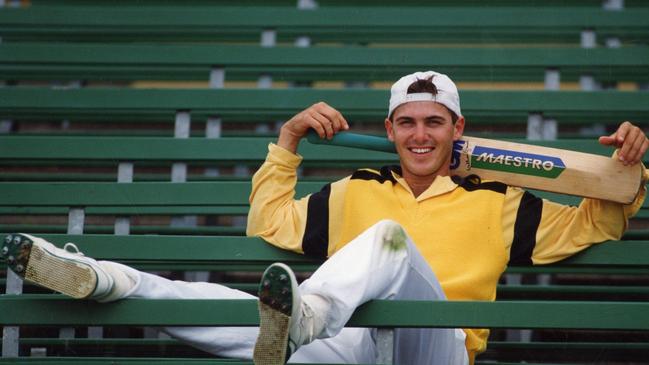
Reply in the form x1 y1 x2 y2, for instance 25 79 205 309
376 328 394 364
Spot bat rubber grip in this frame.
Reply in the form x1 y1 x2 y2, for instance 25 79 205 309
306 131 396 153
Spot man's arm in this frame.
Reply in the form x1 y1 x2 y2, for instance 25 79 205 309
599 121 649 166
246 103 350 255
277 102 349 154
504 121 648 265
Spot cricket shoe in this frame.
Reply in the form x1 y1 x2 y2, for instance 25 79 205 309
1 233 115 300
253 263 327 365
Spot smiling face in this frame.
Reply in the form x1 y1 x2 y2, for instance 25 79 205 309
385 101 465 191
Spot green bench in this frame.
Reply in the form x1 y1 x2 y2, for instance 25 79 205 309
1 174 648 232
1 233 648 364
1 5 647 44
21 0 649 6
1 135 648 247
0 135 629 173
2 43 648 83
2 136 648 363
2 88 648 126
2 2 649 363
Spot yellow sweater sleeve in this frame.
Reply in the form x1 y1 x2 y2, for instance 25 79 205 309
246 143 350 256
502 182 646 266
532 184 645 265
246 143 310 253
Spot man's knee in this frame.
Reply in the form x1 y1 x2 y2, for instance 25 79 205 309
372 219 408 252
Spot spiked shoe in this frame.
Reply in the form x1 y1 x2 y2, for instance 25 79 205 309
1 233 114 299
253 263 301 365
253 263 328 365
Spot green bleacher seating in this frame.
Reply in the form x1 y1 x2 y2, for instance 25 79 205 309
1 6 648 44
2 88 648 125
1 234 648 363
2 1 649 364
1 133 649 364
2 43 648 83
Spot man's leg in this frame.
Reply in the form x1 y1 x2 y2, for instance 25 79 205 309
128 271 375 363
2 233 374 363
1 233 259 358
289 328 375 363
2 233 127 301
302 219 468 364
255 220 469 364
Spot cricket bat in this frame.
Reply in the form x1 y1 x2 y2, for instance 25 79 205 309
306 131 646 204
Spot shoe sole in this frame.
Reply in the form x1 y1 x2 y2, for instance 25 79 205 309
2 233 97 299
253 263 295 365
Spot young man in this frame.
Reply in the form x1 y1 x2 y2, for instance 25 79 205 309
3 71 647 365
246 71 648 364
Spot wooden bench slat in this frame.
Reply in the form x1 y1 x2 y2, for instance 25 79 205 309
488 341 649 350
4 223 649 241
0 136 626 161
1 295 648 330
0 357 255 365
2 181 648 209
0 234 643 268
13 337 649 350
2 89 648 124
213 282 649 299
3 338 645 365
0 358 358 365
2 6 648 44
0 136 395 162
2 280 648 311
4 6 647 28
0 181 263 206
2 223 649 242
26 0 645 5
2 43 648 82
497 284 649 296
0 206 250 215
24 235 321 264
0 224 247 235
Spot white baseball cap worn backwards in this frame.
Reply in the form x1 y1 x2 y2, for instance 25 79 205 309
388 70 462 119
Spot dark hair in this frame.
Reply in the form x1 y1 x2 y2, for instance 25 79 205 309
398 76 459 124
407 76 439 95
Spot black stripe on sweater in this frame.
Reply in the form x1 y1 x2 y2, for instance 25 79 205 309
302 183 331 258
509 191 543 266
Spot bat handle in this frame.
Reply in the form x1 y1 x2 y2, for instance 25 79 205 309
306 131 396 153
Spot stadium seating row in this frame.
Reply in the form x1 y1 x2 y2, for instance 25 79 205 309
2 43 648 83
1 5 648 44
2 135 649 363
2 1 649 364
2 88 649 125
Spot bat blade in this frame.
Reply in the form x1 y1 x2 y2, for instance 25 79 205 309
306 132 644 204
453 136 643 204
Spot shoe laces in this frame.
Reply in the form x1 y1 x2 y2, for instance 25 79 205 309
293 301 320 345
63 242 85 256
287 299 326 359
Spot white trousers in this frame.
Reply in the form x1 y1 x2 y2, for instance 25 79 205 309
117 220 469 364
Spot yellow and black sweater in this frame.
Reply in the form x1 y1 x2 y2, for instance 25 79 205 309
247 143 645 362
